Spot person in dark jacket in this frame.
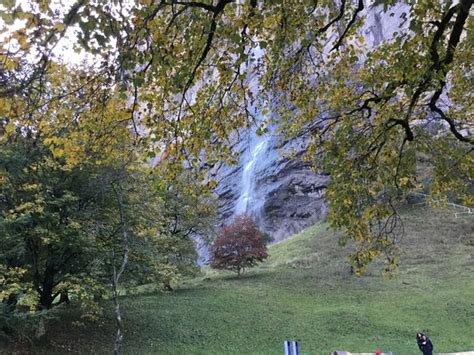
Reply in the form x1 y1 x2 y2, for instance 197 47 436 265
416 332 433 355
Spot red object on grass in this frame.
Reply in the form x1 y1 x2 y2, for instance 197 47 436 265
375 349 381 355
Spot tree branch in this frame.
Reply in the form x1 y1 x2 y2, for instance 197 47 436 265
331 0 364 51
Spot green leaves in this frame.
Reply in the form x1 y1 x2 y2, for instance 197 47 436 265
0 0 15 9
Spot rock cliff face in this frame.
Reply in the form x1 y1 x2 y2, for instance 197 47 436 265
213 128 329 242
213 1 409 242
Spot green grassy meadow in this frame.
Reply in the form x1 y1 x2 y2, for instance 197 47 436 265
3 206 474 354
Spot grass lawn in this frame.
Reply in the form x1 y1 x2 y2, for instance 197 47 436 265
2 206 473 354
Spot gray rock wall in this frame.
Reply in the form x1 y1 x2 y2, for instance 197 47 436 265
213 127 329 242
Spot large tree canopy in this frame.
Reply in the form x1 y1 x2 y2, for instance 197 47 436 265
1 0 472 274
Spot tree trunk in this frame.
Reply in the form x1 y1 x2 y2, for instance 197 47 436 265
163 280 173 291
111 181 129 355
39 290 54 309
58 290 70 305
35 318 46 340
39 267 55 309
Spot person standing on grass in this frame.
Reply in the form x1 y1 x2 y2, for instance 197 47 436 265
416 332 433 355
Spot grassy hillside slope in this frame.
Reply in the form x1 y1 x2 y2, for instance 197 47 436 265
3 206 473 354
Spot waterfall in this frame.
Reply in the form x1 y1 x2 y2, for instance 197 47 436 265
234 121 269 219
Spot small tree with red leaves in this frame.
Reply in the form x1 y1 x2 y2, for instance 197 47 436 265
210 215 268 276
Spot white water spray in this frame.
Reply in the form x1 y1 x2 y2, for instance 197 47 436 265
234 125 270 218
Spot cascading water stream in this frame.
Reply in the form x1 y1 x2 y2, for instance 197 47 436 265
234 120 270 220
